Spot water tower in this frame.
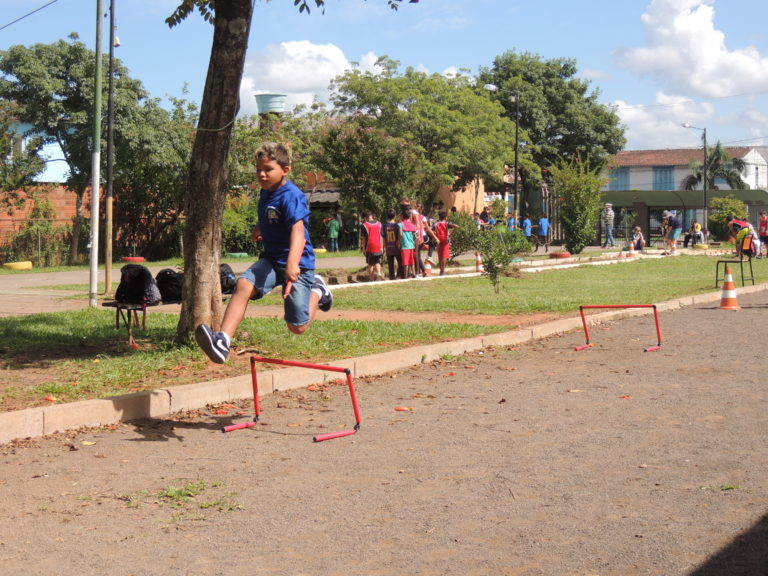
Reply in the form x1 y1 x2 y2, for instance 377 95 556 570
254 93 286 115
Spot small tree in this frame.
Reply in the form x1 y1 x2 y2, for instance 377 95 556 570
474 227 529 293
490 198 507 223
6 190 70 267
447 210 479 262
550 158 606 254
708 195 748 241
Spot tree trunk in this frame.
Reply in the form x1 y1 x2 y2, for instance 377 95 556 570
175 0 253 343
69 193 83 265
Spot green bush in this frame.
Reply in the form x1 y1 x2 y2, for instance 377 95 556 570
222 194 260 256
708 195 747 240
447 210 480 261
473 227 530 293
5 192 70 266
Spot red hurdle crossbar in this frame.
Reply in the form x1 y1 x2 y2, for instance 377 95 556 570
221 355 361 442
576 304 662 352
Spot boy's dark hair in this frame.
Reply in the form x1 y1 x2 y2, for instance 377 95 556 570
361 209 371 218
257 142 292 167
439 210 447 220
386 208 396 220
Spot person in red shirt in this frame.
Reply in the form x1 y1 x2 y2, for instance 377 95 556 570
758 210 768 259
361 209 384 281
432 210 459 276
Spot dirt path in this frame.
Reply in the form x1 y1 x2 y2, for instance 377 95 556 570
1 290 767 575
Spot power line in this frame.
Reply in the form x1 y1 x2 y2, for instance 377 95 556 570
0 0 60 33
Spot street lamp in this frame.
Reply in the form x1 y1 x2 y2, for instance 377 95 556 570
104 0 118 294
682 123 708 239
484 84 520 216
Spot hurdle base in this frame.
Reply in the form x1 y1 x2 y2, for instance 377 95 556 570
313 429 357 442
574 343 592 351
644 345 661 352
222 421 257 433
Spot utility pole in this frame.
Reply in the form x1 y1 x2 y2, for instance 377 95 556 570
89 0 103 308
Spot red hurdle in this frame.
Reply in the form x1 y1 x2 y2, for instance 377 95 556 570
576 304 662 352
222 355 362 442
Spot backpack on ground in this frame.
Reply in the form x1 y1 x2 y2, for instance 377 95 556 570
220 263 236 295
155 268 184 302
115 264 162 305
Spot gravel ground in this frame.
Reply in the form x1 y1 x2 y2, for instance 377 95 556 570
1 288 767 575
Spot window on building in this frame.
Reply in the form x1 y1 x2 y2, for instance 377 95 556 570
607 166 629 191
652 166 674 191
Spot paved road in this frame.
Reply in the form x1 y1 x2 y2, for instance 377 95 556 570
0 256 366 317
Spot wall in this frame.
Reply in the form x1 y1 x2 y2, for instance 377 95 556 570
0 185 91 244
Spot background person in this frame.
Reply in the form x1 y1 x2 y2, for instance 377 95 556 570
360 209 384 281
601 203 615 248
631 226 646 251
662 210 682 255
683 219 702 248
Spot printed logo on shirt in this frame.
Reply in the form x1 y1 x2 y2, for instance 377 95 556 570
267 206 280 224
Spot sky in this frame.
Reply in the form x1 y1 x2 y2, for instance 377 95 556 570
2 0 768 181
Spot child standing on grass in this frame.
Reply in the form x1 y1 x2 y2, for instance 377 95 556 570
326 214 340 252
361 209 384 281
382 208 402 280
195 142 333 364
400 213 417 279
432 210 458 276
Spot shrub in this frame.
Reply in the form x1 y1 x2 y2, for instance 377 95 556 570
708 195 747 241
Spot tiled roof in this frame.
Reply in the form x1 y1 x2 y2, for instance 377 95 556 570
613 147 753 167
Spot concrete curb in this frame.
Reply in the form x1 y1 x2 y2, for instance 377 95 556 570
1 282 766 444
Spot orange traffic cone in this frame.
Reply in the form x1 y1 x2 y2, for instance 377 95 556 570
719 266 741 310
627 243 636 258
617 249 624 259
424 258 433 277
475 252 484 272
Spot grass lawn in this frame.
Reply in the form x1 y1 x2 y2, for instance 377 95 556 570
0 253 756 411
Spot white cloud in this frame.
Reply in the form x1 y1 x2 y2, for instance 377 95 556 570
621 0 768 98
239 41 465 117
239 40 353 115
615 92 714 149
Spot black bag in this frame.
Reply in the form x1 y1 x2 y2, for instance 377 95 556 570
115 264 162 305
155 268 184 302
220 263 236 295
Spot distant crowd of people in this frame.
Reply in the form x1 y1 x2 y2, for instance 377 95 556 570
340 199 460 280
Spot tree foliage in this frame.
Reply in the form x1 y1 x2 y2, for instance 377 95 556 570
708 195 748 241
0 100 44 206
550 158 606 254
478 50 626 175
316 117 421 215
329 59 515 212
0 35 193 262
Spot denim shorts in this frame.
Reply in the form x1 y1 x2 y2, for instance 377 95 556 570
240 258 315 327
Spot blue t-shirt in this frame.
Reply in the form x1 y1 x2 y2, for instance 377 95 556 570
522 218 532 237
538 217 549 236
257 179 315 269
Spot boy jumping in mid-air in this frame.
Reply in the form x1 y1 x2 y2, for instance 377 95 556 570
195 142 332 364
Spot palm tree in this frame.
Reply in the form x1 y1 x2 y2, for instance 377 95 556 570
682 141 749 191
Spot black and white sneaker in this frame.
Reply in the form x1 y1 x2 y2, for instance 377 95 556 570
195 324 230 364
313 275 334 312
